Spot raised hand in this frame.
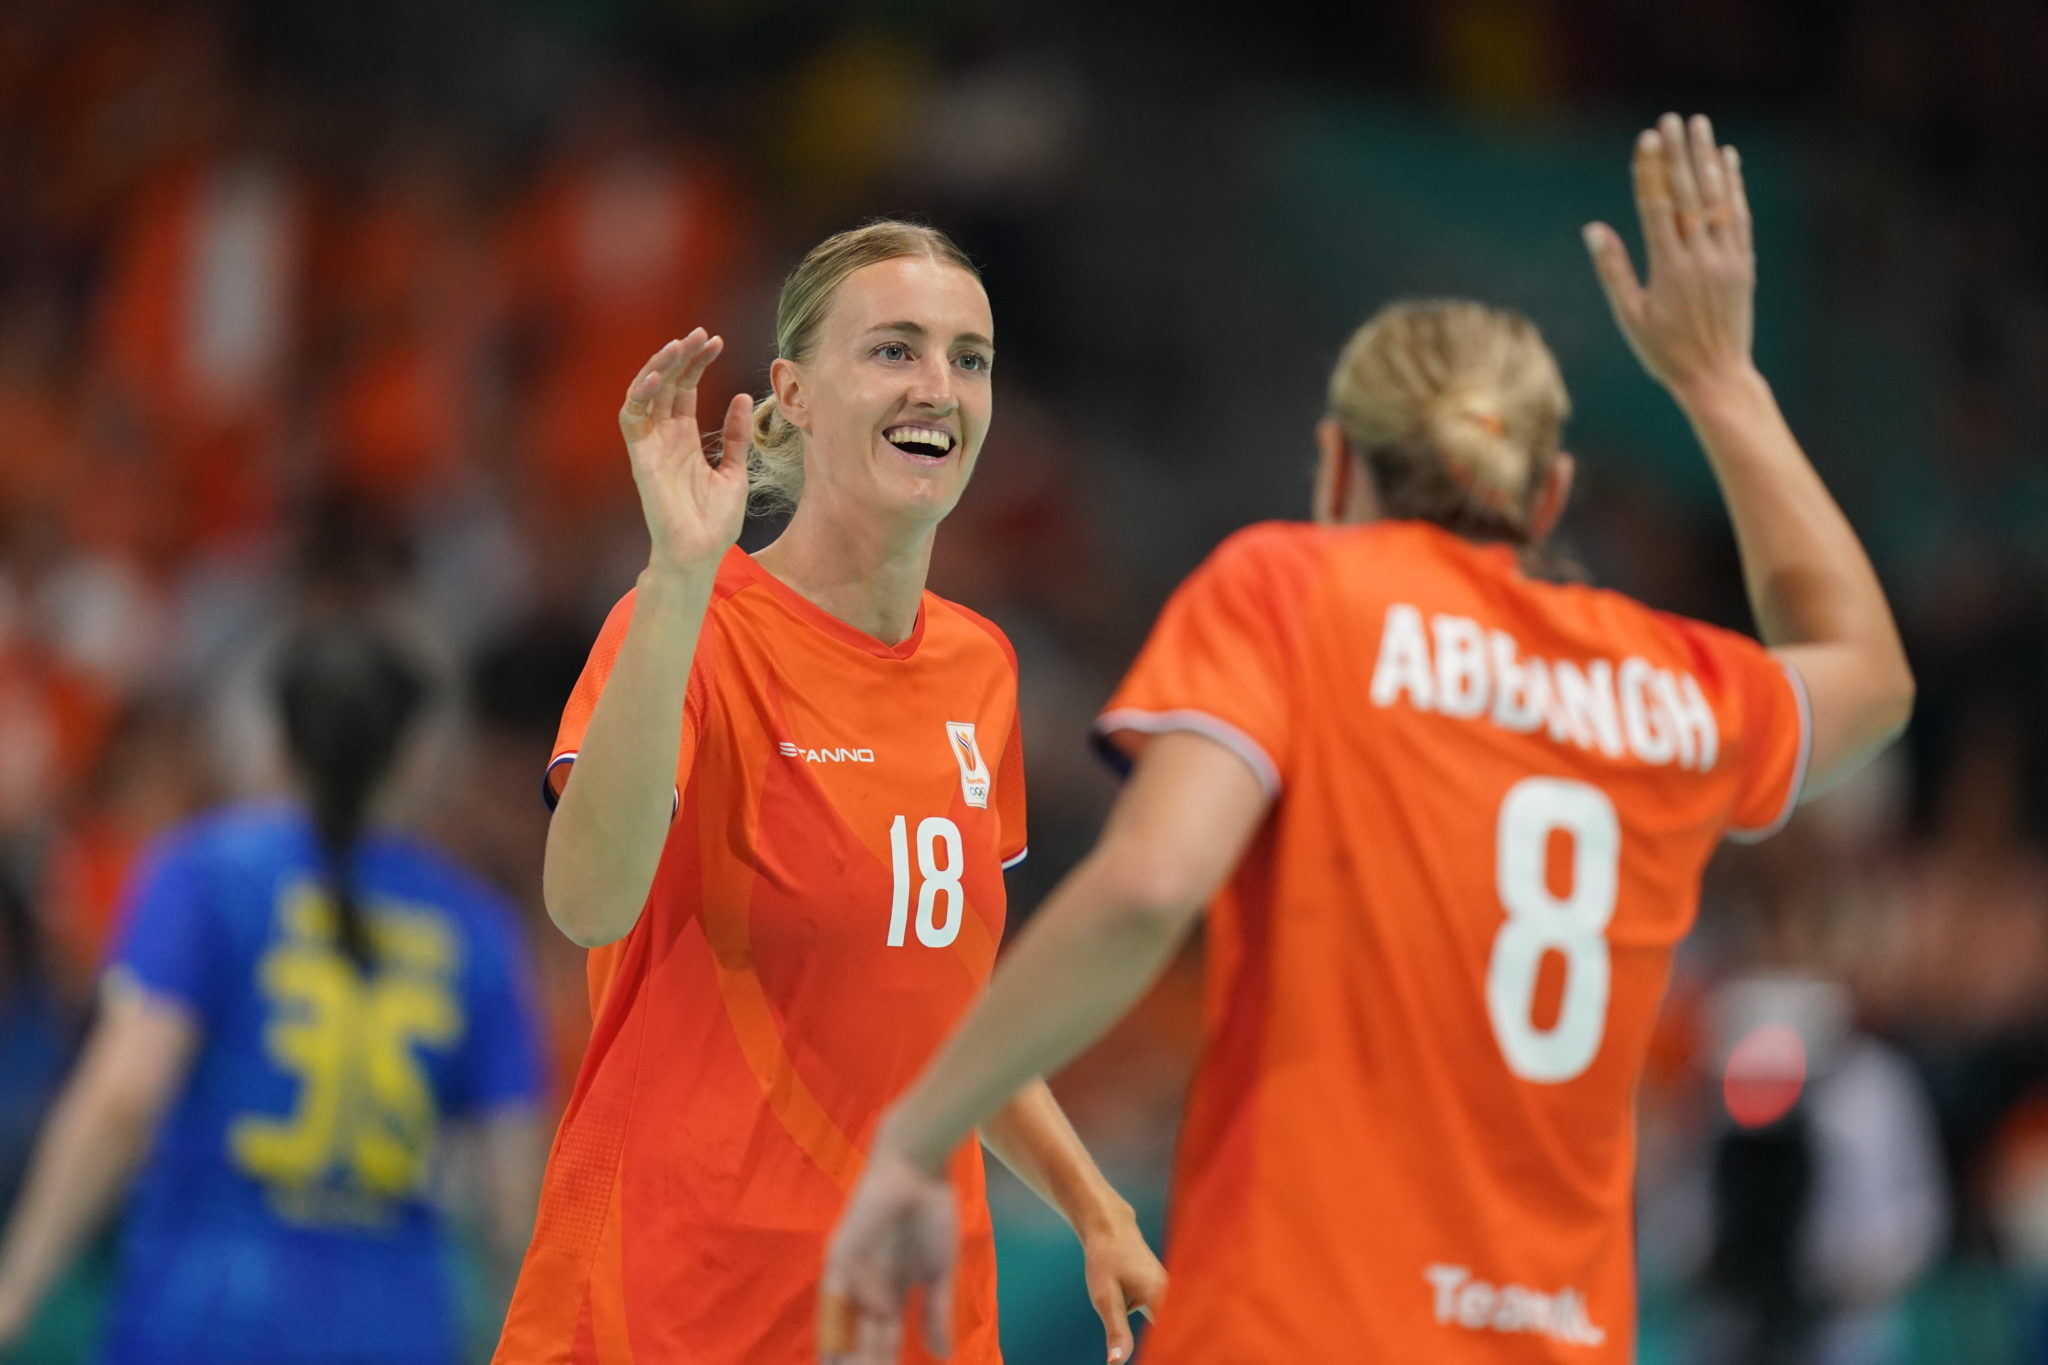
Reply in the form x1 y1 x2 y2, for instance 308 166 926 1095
1584 113 1755 398
619 329 753 576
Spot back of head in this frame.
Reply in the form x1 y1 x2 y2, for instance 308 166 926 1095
272 615 430 972
747 219 980 514
1327 300 1571 544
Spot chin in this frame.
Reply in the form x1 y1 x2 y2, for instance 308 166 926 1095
873 460 972 522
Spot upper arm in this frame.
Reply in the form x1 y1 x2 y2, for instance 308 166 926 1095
107 833 225 1029
1768 641 1911 800
1091 729 1273 922
73 981 201 1133
543 590 710 813
1094 525 1314 798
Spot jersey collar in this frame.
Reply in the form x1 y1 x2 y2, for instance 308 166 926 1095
726 547 928 661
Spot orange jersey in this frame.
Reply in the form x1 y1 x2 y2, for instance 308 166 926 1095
1096 521 1808 1363
495 548 1025 1365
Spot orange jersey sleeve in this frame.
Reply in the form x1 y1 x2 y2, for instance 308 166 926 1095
543 586 715 811
1664 616 1812 839
1096 523 1324 795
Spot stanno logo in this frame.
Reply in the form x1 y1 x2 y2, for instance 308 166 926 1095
946 722 990 808
778 742 876 763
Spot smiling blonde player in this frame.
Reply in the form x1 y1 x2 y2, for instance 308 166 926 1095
494 222 1164 1365
822 118 1913 1363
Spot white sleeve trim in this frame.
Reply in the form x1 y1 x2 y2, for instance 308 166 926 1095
1095 707 1282 799
1726 658 1813 844
1001 847 1030 870
542 751 680 819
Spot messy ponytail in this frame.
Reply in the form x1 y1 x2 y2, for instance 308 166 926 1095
1328 300 1570 545
746 219 980 515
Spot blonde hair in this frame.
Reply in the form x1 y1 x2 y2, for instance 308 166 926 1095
1326 299 1570 543
748 220 981 514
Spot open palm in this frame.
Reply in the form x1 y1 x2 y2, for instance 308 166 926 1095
1584 112 1755 397
619 328 753 574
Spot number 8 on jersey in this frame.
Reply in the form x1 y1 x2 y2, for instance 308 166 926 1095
1486 777 1621 1084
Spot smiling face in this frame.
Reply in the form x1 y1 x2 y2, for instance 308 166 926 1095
771 256 995 531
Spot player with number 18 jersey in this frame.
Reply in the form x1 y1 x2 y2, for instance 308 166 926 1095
495 544 1026 1365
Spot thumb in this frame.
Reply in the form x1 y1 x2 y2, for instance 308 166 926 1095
1091 1274 1133 1364
715 392 755 474
1582 222 1644 328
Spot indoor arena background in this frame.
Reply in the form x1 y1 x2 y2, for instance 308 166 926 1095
1 2 2044 1361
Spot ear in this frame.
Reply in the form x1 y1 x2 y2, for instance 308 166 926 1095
1527 453 1576 544
769 357 808 432
1313 418 1377 525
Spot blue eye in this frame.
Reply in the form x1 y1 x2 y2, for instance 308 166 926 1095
875 342 910 362
955 352 990 373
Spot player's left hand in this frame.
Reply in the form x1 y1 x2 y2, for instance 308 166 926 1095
819 1145 958 1364
1079 1210 1168 1364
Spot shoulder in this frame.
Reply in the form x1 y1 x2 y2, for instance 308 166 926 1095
925 595 1019 674
1640 604 1775 684
147 802 302 869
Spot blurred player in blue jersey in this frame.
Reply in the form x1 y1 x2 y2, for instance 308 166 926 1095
0 615 547 1363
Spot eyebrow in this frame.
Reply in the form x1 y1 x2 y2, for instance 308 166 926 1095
863 321 996 351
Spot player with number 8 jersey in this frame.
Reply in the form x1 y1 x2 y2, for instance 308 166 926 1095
496 221 1163 1365
826 115 1915 1364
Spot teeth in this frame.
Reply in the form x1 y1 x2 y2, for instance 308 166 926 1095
886 426 953 453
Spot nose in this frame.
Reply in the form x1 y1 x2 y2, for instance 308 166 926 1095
907 352 955 413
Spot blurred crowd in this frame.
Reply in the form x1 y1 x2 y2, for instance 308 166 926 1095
0 0 2044 1361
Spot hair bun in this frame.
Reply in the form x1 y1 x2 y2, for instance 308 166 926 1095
1422 395 1527 510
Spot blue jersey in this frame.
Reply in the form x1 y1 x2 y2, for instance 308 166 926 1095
99 803 542 1365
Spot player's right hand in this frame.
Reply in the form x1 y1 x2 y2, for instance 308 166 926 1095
619 330 752 576
1583 112 1755 398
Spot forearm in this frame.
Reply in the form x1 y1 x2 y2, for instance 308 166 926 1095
881 853 1195 1175
1675 366 1900 660
0 1088 153 1328
978 1082 1131 1237
544 563 716 946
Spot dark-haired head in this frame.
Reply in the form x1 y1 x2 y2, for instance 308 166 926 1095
272 616 429 972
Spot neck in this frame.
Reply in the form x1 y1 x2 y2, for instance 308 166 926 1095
753 503 936 645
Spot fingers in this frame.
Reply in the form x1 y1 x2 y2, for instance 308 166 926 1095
660 330 724 424
619 329 727 443
1658 112 1702 243
1723 144 1753 259
1090 1273 1133 1365
714 392 756 473
618 340 683 438
1631 129 1679 272
1688 113 1730 240
1582 221 1644 330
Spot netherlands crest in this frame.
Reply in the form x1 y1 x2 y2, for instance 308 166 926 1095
946 721 991 808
